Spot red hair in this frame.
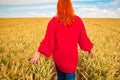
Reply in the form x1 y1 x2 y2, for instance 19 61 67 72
57 0 75 26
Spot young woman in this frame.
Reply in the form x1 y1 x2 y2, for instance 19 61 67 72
30 0 93 80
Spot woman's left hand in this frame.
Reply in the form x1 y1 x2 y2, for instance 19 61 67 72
30 51 41 64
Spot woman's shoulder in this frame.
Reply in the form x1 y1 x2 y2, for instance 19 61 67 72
74 15 82 20
49 16 57 23
47 16 57 30
73 15 83 24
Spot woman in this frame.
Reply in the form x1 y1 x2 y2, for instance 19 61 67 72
30 0 93 80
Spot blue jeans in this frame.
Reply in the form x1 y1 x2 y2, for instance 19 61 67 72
56 67 75 80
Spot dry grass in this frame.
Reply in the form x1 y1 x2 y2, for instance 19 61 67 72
0 18 120 80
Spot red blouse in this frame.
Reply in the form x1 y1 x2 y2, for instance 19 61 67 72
38 16 93 73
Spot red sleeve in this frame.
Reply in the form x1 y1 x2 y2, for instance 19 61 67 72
37 18 55 57
78 18 93 52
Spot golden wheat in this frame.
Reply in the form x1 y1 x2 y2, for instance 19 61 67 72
0 18 120 80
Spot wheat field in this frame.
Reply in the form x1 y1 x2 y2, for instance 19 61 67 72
0 18 120 80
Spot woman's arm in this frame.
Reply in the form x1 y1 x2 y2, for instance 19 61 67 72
30 17 55 64
78 17 93 56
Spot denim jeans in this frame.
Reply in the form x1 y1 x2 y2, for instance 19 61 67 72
56 67 75 80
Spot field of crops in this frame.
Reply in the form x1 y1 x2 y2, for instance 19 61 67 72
0 18 120 80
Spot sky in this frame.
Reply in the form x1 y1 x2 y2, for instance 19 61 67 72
0 0 120 18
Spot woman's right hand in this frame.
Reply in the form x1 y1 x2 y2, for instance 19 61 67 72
30 52 41 64
89 50 93 58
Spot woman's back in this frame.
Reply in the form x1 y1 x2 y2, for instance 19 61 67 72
52 16 81 73
53 16 80 52
38 15 93 73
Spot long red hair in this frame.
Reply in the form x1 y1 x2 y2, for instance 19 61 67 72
57 0 75 26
